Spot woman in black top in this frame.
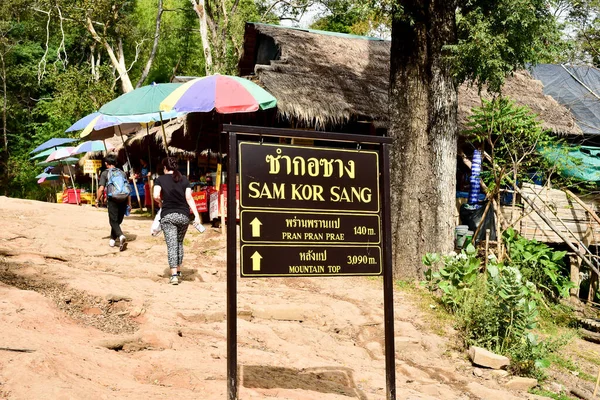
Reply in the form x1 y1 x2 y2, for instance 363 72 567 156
153 157 201 285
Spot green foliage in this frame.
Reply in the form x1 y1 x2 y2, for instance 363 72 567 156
565 0 600 66
423 235 573 377
462 96 587 191
309 0 389 37
458 263 539 354
423 244 479 310
504 228 577 300
446 0 562 92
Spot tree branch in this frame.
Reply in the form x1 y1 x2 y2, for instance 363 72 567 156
136 0 164 88
55 5 68 69
127 39 146 73
230 0 240 17
261 0 314 21
37 8 51 84
86 17 133 92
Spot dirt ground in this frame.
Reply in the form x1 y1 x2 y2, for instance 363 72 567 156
0 196 595 399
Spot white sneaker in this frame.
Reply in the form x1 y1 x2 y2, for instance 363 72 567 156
119 235 127 252
109 239 116 247
169 275 179 285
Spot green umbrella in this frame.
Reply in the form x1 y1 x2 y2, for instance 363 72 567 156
99 83 182 116
29 147 68 160
36 157 79 167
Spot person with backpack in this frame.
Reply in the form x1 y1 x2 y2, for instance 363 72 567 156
153 157 201 285
96 154 131 251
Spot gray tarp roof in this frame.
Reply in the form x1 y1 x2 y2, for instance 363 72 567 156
530 64 600 135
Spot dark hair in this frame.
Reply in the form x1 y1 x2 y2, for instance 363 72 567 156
162 157 182 182
104 154 118 167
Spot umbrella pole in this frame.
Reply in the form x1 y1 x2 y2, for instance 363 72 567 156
158 111 170 155
147 125 154 218
118 125 143 212
66 163 79 205
103 139 108 155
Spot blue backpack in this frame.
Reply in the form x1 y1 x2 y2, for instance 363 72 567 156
106 168 131 202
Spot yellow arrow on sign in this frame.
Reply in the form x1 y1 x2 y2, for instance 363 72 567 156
250 217 262 237
251 251 262 271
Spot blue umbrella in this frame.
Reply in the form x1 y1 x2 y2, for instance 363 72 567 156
72 140 116 155
30 138 77 155
65 112 105 132
67 111 185 136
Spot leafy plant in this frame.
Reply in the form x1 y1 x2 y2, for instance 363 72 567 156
423 244 480 310
504 228 576 300
422 246 570 377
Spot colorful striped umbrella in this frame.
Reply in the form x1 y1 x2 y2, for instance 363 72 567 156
72 140 115 155
45 147 76 163
159 74 277 114
30 147 68 161
37 174 62 184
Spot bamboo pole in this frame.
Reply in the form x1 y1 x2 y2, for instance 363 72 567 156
158 111 169 155
565 189 600 227
529 188 589 251
485 229 490 271
516 184 600 277
146 125 153 216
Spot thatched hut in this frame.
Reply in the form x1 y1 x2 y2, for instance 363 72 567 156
239 23 581 135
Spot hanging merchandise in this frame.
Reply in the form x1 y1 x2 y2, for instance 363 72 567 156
468 149 482 207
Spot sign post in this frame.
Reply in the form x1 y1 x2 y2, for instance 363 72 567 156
224 125 395 400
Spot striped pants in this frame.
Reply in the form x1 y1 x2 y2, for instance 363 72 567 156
160 212 190 268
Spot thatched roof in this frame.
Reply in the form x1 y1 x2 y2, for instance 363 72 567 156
117 118 185 151
239 23 581 135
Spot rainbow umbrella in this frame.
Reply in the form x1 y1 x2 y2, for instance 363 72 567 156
159 74 277 114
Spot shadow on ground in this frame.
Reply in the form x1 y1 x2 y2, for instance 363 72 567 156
242 365 368 399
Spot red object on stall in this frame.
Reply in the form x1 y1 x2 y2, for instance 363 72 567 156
65 189 81 204
192 190 208 212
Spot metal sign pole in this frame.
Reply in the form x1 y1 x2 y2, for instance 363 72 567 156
227 131 238 400
381 143 396 400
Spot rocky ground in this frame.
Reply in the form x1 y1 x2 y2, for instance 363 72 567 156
0 196 596 399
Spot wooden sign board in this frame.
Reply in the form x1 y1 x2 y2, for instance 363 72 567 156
84 160 102 174
238 142 382 277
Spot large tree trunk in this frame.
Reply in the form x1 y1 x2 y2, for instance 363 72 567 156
388 0 458 279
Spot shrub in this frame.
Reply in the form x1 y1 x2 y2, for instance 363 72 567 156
423 243 567 377
504 228 576 300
